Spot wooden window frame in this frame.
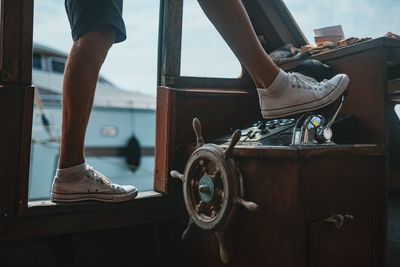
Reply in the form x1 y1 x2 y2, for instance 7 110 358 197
157 0 307 91
0 0 178 241
154 0 308 193
0 0 307 240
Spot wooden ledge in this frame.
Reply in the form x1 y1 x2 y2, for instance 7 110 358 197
0 191 178 241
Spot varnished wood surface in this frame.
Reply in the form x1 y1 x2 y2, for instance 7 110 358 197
179 149 385 267
0 193 178 241
154 86 176 193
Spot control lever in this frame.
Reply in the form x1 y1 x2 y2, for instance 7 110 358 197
292 95 345 145
319 95 345 143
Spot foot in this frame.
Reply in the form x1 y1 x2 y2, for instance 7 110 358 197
51 164 138 202
257 69 350 118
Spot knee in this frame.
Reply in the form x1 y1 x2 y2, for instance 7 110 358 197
71 28 116 64
75 27 116 52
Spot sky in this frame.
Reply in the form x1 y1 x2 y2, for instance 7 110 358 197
34 0 400 96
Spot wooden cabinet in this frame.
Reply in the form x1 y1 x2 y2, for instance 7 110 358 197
156 39 395 267
177 146 385 267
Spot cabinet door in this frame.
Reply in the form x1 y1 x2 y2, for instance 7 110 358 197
309 215 374 267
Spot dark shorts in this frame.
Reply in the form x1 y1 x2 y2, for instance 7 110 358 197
65 0 127 43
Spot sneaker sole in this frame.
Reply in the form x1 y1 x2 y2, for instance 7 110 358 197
51 188 138 203
261 75 350 119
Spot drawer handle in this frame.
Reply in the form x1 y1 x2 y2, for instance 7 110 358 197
324 214 354 229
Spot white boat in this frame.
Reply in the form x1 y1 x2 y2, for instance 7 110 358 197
29 43 156 200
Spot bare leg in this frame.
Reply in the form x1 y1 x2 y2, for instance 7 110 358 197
197 0 349 119
197 0 279 88
59 28 115 169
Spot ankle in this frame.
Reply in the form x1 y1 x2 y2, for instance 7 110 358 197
253 67 281 89
58 154 85 169
57 162 87 178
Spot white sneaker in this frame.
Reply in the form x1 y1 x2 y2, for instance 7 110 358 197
51 164 138 203
257 69 350 119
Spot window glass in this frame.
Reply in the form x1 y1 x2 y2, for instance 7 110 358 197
50 58 65 74
30 0 159 200
396 104 400 120
32 54 42 70
180 0 242 78
284 0 400 44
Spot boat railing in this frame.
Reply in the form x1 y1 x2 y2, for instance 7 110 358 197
37 94 156 110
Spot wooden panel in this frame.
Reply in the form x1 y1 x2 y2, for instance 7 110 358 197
154 86 176 192
173 75 254 90
0 193 177 241
1 0 33 83
178 145 385 267
309 216 374 267
16 85 34 216
173 88 261 145
0 86 25 213
184 157 299 267
19 0 33 84
302 157 381 219
282 43 388 144
155 86 262 192
1 0 21 82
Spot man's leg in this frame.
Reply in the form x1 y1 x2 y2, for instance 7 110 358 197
197 0 279 89
59 28 114 169
52 27 137 202
197 0 350 118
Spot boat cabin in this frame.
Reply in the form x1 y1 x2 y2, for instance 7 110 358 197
0 0 399 266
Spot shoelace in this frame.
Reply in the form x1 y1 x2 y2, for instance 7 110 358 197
86 165 113 186
288 72 331 91
288 72 318 88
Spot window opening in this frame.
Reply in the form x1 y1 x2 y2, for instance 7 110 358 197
32 54 43 70
29 0 159 201
50 57 65 74
180 0 242 78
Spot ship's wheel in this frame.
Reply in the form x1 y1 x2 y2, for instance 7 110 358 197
170 118 258 264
